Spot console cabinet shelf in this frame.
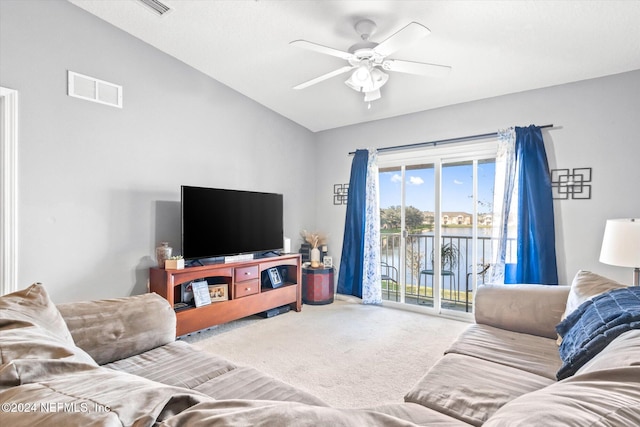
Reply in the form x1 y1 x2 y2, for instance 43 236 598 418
149 254 302 336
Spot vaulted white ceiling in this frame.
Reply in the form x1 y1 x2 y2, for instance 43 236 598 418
68 0 640 132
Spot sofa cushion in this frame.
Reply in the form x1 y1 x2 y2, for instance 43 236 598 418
105 340 236 389
370 403 471 426
484 367 640 426
446 324 562 379
474 284 569 339
58 292 176 365
576 329 640 375
405 353 553 426
0 366 210 426
0 328 98 388
0 284 97 387
106 340 327 406
193 365 328 406
160 399 451 427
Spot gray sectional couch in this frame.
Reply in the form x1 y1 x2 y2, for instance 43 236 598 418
1 273 639 425
407 282 640 426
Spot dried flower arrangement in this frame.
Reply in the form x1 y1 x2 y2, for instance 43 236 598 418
300 230 327 249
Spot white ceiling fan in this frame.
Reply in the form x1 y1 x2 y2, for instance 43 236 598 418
291 19 451 107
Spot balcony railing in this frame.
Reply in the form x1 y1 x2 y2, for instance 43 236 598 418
380 232 514 312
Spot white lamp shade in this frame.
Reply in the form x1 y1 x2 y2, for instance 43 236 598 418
345 65 371 91
363 89 381 102
599 218 640 268
344 66 389 94
370 68 389 88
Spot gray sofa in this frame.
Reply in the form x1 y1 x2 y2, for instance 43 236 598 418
407 282 640 426
1 275 639 425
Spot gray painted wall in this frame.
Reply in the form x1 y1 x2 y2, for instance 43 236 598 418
0 0 316 302
316 70 640 286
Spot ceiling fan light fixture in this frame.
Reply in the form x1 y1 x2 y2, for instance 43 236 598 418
370 68 389 88
344 77 360 92
364 89 381 102
354 65 371 82
345 64 372 91
359 67 388 93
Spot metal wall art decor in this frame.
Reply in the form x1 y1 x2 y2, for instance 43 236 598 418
333 183 349 205
551 168 592 200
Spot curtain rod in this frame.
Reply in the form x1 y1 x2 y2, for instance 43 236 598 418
348 124 555 155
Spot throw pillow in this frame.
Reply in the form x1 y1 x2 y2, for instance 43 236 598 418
0 283 98 387
0 283 74 344
563 270 627 320
557 270 628 345
556 286 640 380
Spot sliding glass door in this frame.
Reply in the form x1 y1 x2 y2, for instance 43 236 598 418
380 163 436 307
379 143 496 317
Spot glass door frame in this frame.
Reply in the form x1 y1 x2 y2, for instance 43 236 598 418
377 140 498 320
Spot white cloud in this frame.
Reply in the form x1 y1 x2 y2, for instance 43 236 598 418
408 176 424 185
391 174 402 183
453 179 463 185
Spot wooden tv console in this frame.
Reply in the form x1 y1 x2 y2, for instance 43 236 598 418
149 254 301 336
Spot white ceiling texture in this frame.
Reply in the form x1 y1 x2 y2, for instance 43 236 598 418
68 0 640 132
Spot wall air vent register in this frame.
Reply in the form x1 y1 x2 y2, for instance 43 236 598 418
67 71 122 109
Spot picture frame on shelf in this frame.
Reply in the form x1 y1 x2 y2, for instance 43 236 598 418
267 267 283 288
192 280 212 307
208 283 228 302
323 256 333 268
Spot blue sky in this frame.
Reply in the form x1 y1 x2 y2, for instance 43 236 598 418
379 161 495 213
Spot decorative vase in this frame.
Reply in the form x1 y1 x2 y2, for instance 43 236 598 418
156 242 172 268
310 247 321 268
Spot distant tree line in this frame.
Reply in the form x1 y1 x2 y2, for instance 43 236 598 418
380 206 431 233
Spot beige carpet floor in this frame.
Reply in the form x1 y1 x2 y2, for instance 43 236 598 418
181 299 469 408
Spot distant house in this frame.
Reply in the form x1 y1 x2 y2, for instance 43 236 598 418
478 214 493 226
421 211 492 226
442 212 472 225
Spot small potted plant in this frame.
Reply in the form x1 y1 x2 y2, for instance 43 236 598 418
165 255 185 270
430 243 460 272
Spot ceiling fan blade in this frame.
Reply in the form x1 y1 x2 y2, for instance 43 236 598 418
290 40 353 60
383 59 451 77
293 65 354 90
373 22 431 57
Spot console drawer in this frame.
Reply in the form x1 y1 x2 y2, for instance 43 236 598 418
235 265 259 282
234 279 260 298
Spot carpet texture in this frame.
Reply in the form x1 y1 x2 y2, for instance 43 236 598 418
181 300 469 408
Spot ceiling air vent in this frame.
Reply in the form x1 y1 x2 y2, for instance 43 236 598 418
137 0 172 16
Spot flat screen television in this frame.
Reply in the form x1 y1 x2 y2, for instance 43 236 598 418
181 186 284 260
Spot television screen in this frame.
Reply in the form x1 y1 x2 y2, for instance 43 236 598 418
181 186 283 260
